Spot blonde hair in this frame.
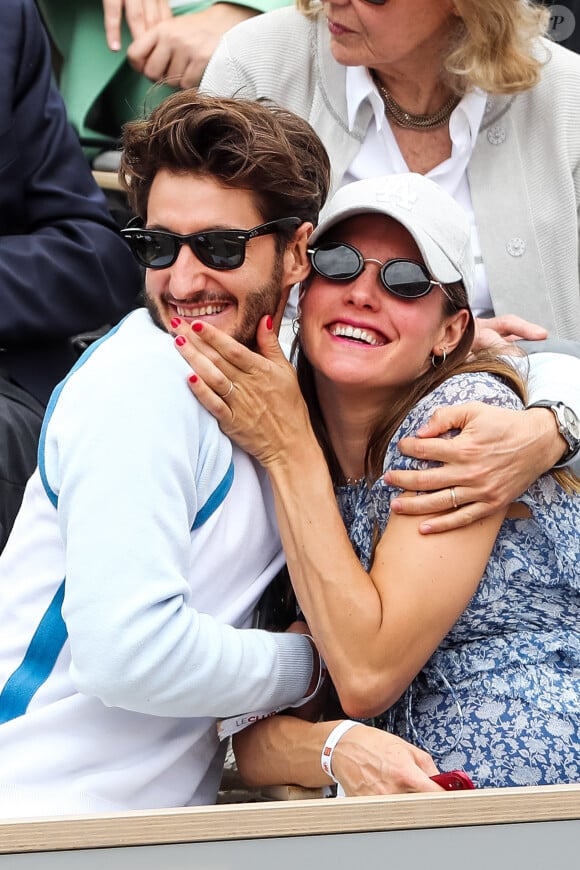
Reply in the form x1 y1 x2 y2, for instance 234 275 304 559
449 0 550 94
297 0 550 95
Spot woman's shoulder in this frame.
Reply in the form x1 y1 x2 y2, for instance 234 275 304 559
417 370 523 416
532 37 580 96
213 6 315 53
539 37 580 75
381 371 523 475
201 7 318 102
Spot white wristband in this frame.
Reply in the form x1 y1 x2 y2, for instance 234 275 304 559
320 720 360 784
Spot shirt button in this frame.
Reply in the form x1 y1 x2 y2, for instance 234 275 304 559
487 125 506 145
506 238 526 257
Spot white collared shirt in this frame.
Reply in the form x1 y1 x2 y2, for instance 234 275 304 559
343 66 490 315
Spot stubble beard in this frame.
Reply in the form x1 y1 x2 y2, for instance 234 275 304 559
144 252 285 350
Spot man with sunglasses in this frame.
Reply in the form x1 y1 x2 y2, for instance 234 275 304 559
0 91 361 817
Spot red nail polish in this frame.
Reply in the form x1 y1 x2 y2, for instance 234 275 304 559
175 335 186 347
266 315 273 330
192 322 203 333
188 374 198 384
170 317 181 328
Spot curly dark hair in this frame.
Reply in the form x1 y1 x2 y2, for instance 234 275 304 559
120 90 331 240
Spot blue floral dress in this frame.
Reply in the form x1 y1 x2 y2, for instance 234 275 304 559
336 371 580 787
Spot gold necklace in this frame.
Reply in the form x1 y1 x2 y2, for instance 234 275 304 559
373 74 460 130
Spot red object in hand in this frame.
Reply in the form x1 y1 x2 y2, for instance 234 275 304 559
430 770 475 790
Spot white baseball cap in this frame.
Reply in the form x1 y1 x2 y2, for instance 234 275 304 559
310 173 475 298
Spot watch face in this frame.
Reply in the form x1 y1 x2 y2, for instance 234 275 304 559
563 406 580 441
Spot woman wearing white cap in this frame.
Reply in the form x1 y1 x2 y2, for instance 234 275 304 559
174 173 580 793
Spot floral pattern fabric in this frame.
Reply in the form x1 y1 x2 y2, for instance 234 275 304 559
336 371 580 787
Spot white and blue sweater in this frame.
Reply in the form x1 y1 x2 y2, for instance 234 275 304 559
0 309 312 817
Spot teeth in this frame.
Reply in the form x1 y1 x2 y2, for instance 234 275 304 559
330 324 382 346
176 304 226 317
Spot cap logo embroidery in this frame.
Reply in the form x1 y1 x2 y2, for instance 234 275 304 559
375 178 418 211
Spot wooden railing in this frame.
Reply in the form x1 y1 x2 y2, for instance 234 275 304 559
1 784 579 867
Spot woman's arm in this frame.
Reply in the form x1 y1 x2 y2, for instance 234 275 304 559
233 716 441 795
265 444 504 717
173 319 506 717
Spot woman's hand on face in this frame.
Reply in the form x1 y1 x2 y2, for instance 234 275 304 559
385 402 561 533
172 315 313 467
102 0 172 51
331 724 442 796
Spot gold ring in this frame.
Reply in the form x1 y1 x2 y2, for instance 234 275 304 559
449 486 458 510
219 380 235 400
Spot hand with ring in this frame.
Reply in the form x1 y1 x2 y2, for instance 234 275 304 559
385 401 564 534
171 315 316 470
449 486 459 510
219 380 235 400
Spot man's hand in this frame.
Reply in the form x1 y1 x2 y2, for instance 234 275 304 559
102 0 172 51
472 315 547 352
385 403 563 533
127 3 259 88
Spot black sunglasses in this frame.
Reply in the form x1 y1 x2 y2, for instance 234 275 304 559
308 242 449 300
121 217 301 271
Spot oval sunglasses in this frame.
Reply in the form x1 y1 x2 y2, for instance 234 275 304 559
308 242 453 300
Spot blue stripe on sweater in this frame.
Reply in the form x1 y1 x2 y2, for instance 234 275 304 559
11 315 232 722
0 581 68 724
38 317 130 506
192 461 234 530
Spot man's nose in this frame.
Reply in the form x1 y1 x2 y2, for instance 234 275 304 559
167 243 209 298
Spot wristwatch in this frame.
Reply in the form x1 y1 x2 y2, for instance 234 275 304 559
527 401 580 467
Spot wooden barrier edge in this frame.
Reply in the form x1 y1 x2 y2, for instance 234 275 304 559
2 784 580 854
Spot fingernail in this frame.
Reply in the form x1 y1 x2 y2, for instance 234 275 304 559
188 374 198 384
175 335 186 347
192 322 203 333
170 317 181 328
266 315 273 330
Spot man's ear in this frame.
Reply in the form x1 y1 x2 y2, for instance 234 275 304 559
283 222 313 286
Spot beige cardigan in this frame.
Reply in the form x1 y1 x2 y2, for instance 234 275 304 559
202 7 580 340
